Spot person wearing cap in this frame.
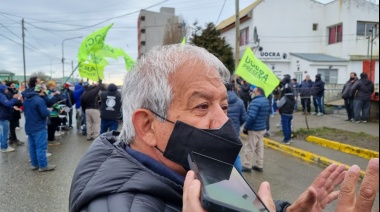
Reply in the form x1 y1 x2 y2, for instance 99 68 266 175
0 84 21 153
6 82 24 147
23 84 56 171
312 74 325 116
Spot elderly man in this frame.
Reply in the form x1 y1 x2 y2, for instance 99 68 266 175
69 45 379 212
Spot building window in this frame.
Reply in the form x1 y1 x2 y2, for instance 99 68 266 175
240 28 249 46
328 24 343 45
140 16 145 21
317 69 338 84
313 24 318 31
141 41 146 46
140 29 146 33
357 21 378 36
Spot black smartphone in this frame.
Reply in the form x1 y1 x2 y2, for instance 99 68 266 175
188 152 269 212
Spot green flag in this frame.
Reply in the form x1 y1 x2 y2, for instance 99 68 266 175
96 44 119 59
181 37 186 45
114 48 135 71
78 63 105 81
78 24 113 62
236 47 280 97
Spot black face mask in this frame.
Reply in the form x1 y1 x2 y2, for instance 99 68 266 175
8 88 17 93
152 111 243 170
350 77 355 81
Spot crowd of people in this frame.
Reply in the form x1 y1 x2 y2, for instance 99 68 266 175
0 77 122 172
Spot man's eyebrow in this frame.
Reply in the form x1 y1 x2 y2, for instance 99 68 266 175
189 91 213 100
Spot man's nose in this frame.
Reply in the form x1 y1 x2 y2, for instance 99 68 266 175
209 106 229 129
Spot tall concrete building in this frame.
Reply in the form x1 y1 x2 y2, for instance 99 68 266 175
138 7 185 58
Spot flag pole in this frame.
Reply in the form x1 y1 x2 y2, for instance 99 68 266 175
64 62 81 84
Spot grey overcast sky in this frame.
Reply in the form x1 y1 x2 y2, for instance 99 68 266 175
0 0 374 84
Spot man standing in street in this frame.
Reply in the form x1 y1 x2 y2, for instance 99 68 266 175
62 82 75 129
6 82 24 147
238 80 251 110
81 80 103 141
23 84 56 171
242 87 270 173
74 82 85 131
342 72 358 121
299 75 313 115
100 83 122 134
278 85 296 144
0 84 21 153
312 74 325 116
351 72 375 123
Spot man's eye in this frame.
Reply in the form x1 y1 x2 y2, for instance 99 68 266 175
195 104 209 110
222 106 229 111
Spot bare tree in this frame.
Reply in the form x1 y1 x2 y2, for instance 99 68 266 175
31 71 51 82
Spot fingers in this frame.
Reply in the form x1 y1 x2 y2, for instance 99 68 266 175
257 182 276 212
320 191 340 209
183 171 206 212
354 158 379 212
287 187 318 212
325 165 347 194
183 171 196 203
312 164 339 188
335 165 361 212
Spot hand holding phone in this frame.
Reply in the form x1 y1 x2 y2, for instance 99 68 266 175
188 152 269 212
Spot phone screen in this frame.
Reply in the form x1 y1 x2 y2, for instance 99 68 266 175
191 152 269 212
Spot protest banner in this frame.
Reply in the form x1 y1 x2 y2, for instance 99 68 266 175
236 47 280 97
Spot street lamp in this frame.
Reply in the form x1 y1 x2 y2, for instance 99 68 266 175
62 36 82 81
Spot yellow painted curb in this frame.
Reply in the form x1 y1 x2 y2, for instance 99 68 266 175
263 138 366 178
306 136 379 160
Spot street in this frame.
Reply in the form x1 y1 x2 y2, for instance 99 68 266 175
0 113 378 212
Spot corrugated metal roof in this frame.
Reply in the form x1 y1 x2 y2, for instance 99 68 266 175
216 0 263 30
290 53 349 62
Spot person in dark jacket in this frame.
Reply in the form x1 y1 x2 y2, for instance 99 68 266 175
238 80 251 110
74 82 85 131
342 72 358 121
226 83 247 174
100 83 122 134
69 45 349 212
299 75 314 114
265 93 273 137
61 82 75 128
23 84 56 171
0 84 21 153
6 82 24 147
81 80 102 141
312 74 325 116
278 85 296 144
242 87 270 173
351 72 375 123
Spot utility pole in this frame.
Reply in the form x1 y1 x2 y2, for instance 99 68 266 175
22 19 26 86
235 0 240 71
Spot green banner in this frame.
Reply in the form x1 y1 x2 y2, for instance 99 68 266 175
78 63 105 82
236 48 280 97
78 24 113 62
181 36 186 45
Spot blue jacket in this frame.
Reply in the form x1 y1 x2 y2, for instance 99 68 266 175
74 84 84 109
227 91 247 135
245 95 270 131
23 92 51 134
0 85 17 121
299 80 314 97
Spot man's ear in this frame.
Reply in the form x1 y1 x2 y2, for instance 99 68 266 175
132 109 157 147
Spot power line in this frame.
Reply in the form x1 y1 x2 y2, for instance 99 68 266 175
216 0 227 25
21 0 168 32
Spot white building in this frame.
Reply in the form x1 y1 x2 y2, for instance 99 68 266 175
217 0 379 85
138 7 185 58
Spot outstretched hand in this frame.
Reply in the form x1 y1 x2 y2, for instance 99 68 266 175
287 164 346 212
335 158 379 212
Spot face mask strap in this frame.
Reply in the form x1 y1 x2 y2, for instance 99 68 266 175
148 110 175 124
154 146 165 154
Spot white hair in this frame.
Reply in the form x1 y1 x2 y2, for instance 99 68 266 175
120 44 230 144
